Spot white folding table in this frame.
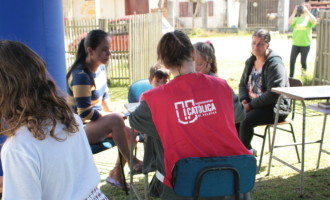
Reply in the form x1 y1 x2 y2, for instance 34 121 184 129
268 86 330 197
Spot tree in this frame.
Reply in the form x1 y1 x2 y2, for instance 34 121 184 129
189 0 205 29
158 0 168 9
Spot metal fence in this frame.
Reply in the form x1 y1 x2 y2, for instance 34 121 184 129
247 0 279 30
246 0 306 30
313 11 330 85
64 12 163 86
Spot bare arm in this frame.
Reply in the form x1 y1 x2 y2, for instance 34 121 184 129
289 6 298 25
102 98 113 112
304 6 317 24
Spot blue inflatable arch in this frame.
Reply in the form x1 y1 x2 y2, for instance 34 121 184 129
0 0 67 92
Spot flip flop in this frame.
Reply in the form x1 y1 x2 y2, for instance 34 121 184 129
129 162 143 175
106 177 129 191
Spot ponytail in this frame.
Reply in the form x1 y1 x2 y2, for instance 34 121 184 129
66 38 87 81
66 30 110 87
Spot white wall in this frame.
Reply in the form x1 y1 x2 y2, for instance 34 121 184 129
227 0 240 28
63 0 126 20
208 0 227 28
63 0 96 20
96 0 125 19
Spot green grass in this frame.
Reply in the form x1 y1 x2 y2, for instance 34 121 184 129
94 34 330 200
98 85 330 200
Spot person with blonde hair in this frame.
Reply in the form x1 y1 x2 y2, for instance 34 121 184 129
0 40 107 199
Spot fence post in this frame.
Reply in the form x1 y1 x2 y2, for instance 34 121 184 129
313 11 330 85
277 0 290 33
239 0 247 31
99 19 109 32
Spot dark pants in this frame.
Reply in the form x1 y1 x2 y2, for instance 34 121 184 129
236 107 287 150
289 45 310 78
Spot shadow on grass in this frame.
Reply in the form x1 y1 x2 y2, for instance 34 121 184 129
100 175 152 200
99 168 330 200
252 167 330 200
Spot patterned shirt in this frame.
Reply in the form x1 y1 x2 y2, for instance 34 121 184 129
67 65 110 123
248 67 263 99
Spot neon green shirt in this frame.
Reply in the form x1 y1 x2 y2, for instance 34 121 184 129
291 16 315 46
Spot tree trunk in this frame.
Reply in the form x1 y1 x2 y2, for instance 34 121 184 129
192 1 200 29
162 0 167 9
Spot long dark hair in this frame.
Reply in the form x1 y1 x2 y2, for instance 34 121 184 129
157 30 193 71
66 29 110 87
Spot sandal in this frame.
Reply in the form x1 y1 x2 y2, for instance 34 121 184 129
129 162 143 175
106 177 129 191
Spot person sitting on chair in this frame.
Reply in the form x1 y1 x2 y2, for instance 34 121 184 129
129 30 251 199
193 41 245 124
66 29 142 190
236 29 290 155
0 40 107 199
148 63 170 88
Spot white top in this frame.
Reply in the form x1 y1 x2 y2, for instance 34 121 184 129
271 86 330 100
1 114 100 200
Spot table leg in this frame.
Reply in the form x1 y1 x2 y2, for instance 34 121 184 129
266 95 282 176
300 101 306 197
130 128 135 200
317 114 327 169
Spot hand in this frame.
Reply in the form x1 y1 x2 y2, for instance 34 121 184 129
196 62 211 74
242 102 251 112
293 5 298 14
241 99 248 104
241 100 251 112
201 63 211 74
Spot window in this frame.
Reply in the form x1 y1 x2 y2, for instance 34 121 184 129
179 2 202 17
179 2 189 17
208 1 214 17
179 1 202 17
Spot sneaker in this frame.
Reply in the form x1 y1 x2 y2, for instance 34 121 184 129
249 148 257 157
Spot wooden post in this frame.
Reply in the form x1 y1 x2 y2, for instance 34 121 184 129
239 0 247 31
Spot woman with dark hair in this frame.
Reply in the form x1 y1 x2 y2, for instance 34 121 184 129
237 29 290 154
66 29 142 189
288 2 316 78
129 30 251 199
0 40 107 199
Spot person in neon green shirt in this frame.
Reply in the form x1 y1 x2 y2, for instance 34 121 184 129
288 2 316 78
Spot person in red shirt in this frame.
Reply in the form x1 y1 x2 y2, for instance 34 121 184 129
129 30 251 199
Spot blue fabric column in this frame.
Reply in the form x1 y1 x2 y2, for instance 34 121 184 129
0 0 67 92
